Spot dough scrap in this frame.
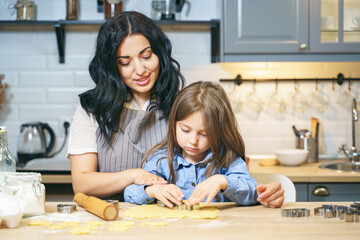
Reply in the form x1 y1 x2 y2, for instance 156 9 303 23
28 220 53 226
124 204 219 219
48 224 67 230
84 221 104 230
69 226 92 235
108 226 130 231
86 220 104 226
110 221 135 227
57 221 81 227
140 221 168 227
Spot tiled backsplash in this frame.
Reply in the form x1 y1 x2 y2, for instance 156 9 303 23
0 0 359 159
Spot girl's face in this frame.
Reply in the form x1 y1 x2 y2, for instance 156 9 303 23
117 34 160 106
175 111 210 164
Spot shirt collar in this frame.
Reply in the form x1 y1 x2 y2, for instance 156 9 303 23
124 98 151 111
174 150 213 171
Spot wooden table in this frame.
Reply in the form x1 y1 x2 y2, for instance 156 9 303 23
1 202 359 240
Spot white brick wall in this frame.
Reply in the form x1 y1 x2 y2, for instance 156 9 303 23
0 0 359 160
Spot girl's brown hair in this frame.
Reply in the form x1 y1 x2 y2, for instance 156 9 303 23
143 81 246 183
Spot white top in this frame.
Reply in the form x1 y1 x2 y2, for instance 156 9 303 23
67 99 151 156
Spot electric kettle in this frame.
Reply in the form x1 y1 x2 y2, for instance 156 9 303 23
17 122 56 165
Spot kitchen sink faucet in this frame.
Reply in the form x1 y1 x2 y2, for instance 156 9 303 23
338 98 360 162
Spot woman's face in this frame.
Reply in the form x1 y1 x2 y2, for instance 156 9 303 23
117 34 160 103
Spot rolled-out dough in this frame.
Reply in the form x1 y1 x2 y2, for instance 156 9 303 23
124 203 219 219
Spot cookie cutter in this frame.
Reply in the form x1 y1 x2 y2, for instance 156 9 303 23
314 207 324 216
105 200 119 209
343 210 360 223
313 202 360 222
57 204 76 214
157 200 200 211
281 208 310 218
350 202 360 210
336 206 349 220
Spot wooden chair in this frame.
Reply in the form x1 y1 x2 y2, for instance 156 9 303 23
251 172 296 202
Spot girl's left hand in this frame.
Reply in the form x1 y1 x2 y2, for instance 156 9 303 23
186 175 228 206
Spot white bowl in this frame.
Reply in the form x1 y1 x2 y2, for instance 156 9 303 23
275 149 309 166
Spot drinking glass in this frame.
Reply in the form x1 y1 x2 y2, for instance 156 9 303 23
308 90 329 113
245 90 263 113
268 91 286 114
227 86 243 113
336 84 358 111
288 83 308 114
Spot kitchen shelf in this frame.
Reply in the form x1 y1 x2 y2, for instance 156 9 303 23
0 19 220 64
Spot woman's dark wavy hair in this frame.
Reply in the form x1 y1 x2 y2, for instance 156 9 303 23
79 11 185 145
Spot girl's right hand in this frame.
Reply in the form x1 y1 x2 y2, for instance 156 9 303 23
145 184 184 208
130 168 167 186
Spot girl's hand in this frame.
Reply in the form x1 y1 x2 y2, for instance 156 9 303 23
186 175 228 206
256 182 285 208
130 168 167 186
145 184 184 208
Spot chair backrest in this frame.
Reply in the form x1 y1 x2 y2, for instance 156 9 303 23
251 172 296 202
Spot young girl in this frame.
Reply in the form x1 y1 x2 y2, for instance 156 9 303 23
124 81 257 207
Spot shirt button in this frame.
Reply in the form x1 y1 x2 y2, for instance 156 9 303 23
191 182 196 187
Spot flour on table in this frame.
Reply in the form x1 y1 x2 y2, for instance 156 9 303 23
27 211 101 222
198 220 230 228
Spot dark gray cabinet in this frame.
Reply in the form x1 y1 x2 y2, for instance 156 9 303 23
295 183 360 202
309 0 360 53
222 0 360 61
223 0 308 54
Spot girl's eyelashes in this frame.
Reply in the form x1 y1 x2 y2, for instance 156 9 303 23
181 128 189 133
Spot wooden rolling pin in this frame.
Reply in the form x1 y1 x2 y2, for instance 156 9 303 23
74 193 118 221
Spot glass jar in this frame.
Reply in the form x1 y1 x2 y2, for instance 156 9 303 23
104 0 122 19
0 126 16 186
3 172 45 217
14 0 36 21
151 0 166 20
66 0 78 20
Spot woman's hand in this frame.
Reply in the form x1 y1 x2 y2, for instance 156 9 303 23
145 184 184 208
130 168 167 186
256 182 285 208
186 175 228 206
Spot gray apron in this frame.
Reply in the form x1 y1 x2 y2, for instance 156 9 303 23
96 108 168 200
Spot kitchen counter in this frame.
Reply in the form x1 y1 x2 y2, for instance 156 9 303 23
37 159 360 184
249 159 360 183
1 202 359 240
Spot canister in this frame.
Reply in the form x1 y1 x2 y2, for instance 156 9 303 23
3 172 45 217
296 136 318 163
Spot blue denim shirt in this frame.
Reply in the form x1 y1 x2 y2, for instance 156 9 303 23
124 149 258 205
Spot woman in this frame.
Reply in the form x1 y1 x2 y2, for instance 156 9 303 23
67 11 284 207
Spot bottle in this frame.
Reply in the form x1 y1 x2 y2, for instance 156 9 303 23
0 126 16 185
66 0 78 20
14 0 36 21
104 0 122 19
